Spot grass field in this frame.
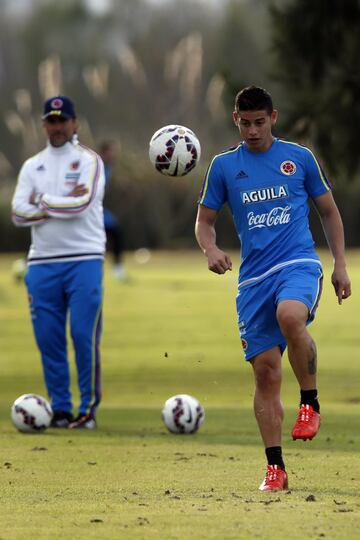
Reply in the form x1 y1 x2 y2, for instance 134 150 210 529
0 250 359 539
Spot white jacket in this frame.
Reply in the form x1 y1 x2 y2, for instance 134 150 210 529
12 138 106 264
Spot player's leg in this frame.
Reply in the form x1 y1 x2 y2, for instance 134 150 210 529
109 224 126 279
25 264 73 423
277 300 317 390
110 223 124 265
250 348 288 491
237 281 288 491
276 264 323 440
65 259 103 428
251 347 283 449
104 208 126 278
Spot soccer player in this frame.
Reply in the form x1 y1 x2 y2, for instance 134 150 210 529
195 86 351 491
12 95 106 429
98 141 127 280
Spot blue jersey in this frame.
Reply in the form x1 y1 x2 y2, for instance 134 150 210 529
198 138 331 286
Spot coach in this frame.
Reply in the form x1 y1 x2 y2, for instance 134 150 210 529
12 95 106 429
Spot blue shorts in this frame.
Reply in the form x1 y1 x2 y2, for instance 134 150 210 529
236 263 323 361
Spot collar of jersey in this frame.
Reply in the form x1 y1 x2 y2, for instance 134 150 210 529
47 140 74 155
243 137 278 156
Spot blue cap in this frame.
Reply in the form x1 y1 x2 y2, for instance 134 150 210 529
42 96 76 120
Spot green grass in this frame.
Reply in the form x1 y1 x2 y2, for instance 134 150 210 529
0 251 359 539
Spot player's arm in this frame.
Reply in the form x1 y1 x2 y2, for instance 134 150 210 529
39 153 104 219
313 191 351 304
12 163 49 227
195 204 232 274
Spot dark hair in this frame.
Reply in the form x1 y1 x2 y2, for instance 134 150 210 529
235 85 273 115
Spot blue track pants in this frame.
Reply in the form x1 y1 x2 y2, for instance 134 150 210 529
25 259 103 416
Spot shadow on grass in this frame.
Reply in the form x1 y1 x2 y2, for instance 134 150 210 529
71 406 360 454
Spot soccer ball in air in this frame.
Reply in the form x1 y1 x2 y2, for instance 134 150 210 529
11 394 53 433
149 124 201 176
162 394 205 434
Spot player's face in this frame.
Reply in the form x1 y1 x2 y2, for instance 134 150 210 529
43 116 78 147
233 109 278 152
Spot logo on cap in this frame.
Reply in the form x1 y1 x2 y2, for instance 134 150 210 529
50 98 63 110
43 95 76 120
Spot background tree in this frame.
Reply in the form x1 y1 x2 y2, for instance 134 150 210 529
270 0 360 182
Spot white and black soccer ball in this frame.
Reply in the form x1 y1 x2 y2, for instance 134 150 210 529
149 124 201 176
162 394 205 434
11 394 53 433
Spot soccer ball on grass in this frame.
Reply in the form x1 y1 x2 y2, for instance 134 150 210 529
11 394 53 433
149 125 201 176
162 394 205 434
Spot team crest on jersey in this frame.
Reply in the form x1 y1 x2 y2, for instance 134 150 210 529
280 160 296 175
241 338 248 351
70 161 80 170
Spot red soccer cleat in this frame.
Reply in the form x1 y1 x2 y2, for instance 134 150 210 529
259 465 289 492
291 404 321 441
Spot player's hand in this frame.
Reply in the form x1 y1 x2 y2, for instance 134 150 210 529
206 246 232 275
331 266 351 304
68 184 88 197
29 190 42 205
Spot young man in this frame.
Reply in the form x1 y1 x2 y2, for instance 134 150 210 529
195 86 351 491
12 95 106 429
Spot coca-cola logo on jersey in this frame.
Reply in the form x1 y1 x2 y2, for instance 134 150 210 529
247 205 291 230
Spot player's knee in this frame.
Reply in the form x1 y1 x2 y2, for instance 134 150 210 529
35 332 58 355
70 321 95 346
276 307 304 338
254 362 281 392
